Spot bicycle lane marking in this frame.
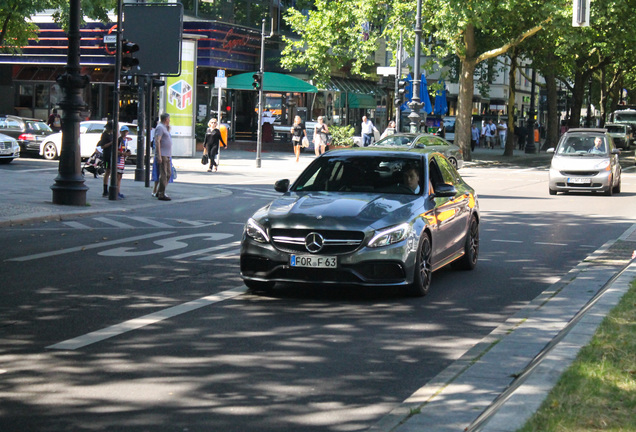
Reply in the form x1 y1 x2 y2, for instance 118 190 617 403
6 231 175 262
46 285 248 351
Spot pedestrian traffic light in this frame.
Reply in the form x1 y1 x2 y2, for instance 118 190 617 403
252 72 263 91
396 78 408 105
121 40 139 71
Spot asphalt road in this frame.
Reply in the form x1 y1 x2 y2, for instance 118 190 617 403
1 158 635 431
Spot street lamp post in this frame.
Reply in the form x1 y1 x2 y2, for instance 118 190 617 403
408 0 423 133
255 19 266 168
50 0 89 205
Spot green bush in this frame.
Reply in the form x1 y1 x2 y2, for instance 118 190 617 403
195 123 207 142
329 125 355 147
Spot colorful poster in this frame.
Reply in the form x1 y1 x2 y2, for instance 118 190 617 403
164 39 196 156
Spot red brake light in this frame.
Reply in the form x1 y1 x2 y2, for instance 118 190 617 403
18 133 36 141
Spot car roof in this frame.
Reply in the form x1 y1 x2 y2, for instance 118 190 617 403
565 128 607 134
0 114 43 122
324 148 436 160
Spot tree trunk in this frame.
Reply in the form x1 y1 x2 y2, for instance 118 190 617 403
568 69 588 128
456 24 478 162
544 72 559 150
504 50 517 156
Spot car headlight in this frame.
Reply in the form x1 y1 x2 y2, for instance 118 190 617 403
594 160 611 171
245 218 270 243
368 223 411 248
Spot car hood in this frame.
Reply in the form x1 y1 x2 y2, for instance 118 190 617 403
551 154 610 171
257 192 422 229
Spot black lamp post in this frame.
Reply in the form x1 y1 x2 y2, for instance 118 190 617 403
50 0 89 205
407 0 423 133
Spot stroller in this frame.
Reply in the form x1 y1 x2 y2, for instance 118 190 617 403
82 147 105 178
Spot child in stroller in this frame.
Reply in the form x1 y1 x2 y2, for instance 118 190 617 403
82 146 105 178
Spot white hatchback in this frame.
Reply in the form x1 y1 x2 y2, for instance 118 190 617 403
39 121 138 162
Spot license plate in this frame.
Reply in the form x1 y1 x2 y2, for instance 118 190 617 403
0 149 11 155
568 177 591 184
290 255 337 268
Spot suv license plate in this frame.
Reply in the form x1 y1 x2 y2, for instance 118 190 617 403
568 177 591 184
290 255 337 268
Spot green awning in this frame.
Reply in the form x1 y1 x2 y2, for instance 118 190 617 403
346 92 377 109
226 72 318 93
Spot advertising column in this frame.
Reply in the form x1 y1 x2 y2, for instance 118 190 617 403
164 39 196 156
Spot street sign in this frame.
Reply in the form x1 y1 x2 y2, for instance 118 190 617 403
377 66 396 76
103 35 117 44
217 70 225 78
215 77 227 88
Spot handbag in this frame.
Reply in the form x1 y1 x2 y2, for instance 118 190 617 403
301 137 309 148
171 165 177 180
325 133 332 144
201 153 209 165
292 135 301 142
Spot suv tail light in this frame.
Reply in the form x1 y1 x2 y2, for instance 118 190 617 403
18 133 35 141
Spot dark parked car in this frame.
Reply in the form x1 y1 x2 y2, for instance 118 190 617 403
240 149 479 297
0 115 54 154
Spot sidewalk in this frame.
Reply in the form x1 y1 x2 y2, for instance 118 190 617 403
2 146 635 431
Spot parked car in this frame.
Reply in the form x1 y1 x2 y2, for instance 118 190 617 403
0 115 54 155
39 121 138 162
240 149 479 297
0 132 20 163
547 128 621 196
369 132 463 169
604 123 631 149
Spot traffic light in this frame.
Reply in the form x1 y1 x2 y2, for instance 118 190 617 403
121 40 139 71
395 78 408 105
252 72 263 91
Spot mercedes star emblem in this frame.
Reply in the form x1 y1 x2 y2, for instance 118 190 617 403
305 232 324 253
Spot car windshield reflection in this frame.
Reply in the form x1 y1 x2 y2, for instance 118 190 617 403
291 156 423 195
556 136 609 156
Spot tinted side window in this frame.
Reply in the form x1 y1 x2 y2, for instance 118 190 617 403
435 155 459 184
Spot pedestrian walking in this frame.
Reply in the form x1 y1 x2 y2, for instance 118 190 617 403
154 113 173 201
115 125 132 199
313 116 329 156
290 115 307 162
497 119 507 149
471 123 480 151
380 120 396 139
361 115 374 147
203 118 226 172
47 109 62 132
482 119 497 149
99 121 114 197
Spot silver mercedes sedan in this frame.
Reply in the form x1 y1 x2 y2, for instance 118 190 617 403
370 133 464 169
240 150 479 297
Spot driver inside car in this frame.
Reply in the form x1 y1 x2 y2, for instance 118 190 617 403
402 166 421 194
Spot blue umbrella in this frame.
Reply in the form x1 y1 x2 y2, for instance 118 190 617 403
434 80 448 115
420 73 432 114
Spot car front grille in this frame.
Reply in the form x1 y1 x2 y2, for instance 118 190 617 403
271 228 365 255
560 171 599 176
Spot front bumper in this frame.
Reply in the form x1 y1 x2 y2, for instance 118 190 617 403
240 236 416 287
548 167 612 192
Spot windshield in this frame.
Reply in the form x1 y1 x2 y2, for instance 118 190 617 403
556 135 609 156
372 135 414 147
606 125 626 134
292 155 424 195
614 113 636 122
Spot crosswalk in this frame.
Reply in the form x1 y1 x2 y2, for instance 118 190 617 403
60 216 223 230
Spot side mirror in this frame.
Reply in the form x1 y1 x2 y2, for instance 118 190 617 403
274 179 290 193
611 148 621 155
434 183 457 197
546 147 555 154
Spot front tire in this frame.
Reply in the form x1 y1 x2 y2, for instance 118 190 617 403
405 233 432 297
42 142 58 160
549 187 557 195
452 216 479 270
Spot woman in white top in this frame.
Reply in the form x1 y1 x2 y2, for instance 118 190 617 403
313 116 329 156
